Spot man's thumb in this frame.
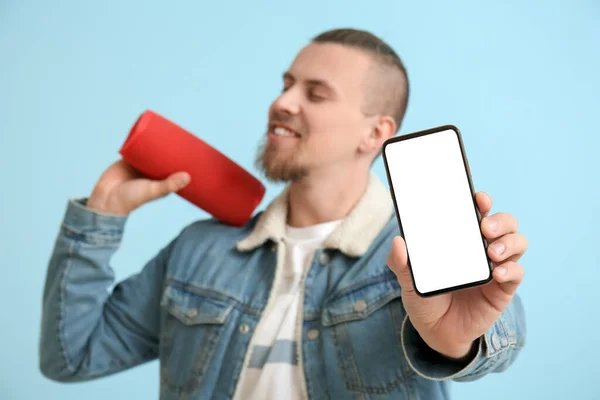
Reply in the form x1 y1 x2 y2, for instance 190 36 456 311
386 236 415 293
167 172 191 192
150 172 191 201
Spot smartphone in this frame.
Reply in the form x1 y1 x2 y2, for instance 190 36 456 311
382 125 493 297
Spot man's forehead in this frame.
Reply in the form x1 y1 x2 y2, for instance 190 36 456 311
288 43 372 84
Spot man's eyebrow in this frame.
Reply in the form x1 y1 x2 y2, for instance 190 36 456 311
282 71 335 92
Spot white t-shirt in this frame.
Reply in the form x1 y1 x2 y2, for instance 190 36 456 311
233 219 342 400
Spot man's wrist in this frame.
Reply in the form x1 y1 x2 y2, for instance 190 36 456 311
417 327 478 360
86 191 128 216
401 315 484 380
430 340 477 361
86 194 110 213
435 340 479 361
63 198 128 245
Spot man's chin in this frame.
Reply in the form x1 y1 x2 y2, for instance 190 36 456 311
254 142 308 182
257 161 308 183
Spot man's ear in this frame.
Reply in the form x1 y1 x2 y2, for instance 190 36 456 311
359 115 396 154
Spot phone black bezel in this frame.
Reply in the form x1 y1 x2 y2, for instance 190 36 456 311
382 124 494 297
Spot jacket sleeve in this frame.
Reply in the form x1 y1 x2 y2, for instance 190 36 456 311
39 198 174 382
400 293 526 381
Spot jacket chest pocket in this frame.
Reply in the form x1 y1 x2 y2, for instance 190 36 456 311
322 277 414 395
159 284 233 395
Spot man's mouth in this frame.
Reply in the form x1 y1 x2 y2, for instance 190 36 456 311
269 123 301 138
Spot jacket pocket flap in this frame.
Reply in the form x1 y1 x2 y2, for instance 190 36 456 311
161 284 234 326
321 277 401 327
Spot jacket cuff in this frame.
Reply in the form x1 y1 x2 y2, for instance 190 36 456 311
61 198 128 245
400 314 506 381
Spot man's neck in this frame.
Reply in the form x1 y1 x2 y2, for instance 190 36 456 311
286 166 370 228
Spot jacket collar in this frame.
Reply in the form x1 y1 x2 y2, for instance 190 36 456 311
236 172 393 257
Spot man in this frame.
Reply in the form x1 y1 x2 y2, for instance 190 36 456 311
39 28 528 399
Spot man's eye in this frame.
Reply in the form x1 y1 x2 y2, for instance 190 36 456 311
309 91 325 101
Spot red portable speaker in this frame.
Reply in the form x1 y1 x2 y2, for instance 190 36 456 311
119 110 265 227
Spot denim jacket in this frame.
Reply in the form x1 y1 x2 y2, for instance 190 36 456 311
39 172 526 399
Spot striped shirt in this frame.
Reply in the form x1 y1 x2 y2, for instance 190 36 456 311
233 219 343 400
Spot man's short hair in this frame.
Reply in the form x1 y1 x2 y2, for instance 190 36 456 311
312 28 410 133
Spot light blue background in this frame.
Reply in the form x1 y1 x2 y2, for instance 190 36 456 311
1 1 598 399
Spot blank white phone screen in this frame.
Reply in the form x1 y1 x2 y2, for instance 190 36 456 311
384 128 490 295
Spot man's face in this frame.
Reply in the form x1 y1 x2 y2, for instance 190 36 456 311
256 42 376 182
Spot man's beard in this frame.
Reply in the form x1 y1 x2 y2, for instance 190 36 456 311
254 136 308 183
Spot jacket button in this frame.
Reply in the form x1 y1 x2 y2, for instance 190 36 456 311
239 324 250 334
319 252 331 265
186 308 198 318
354 300 367 313
307 329 320 340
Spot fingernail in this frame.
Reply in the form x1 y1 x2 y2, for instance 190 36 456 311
487 219 498 232
177 175 190 187
491 242 505 256
495 267 507 276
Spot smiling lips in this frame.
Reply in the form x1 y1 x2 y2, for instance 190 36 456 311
268 123 301 140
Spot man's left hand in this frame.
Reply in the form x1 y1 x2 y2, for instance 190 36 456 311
386 192 528 359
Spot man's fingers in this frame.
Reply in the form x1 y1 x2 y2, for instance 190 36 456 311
386 236 415 293
492 261 524 295
475 191 493 218
481 212 519 240
487 232 529 263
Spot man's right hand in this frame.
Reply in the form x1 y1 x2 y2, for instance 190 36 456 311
86 160 191 216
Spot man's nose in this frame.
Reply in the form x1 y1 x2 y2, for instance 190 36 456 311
272 89 301 115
